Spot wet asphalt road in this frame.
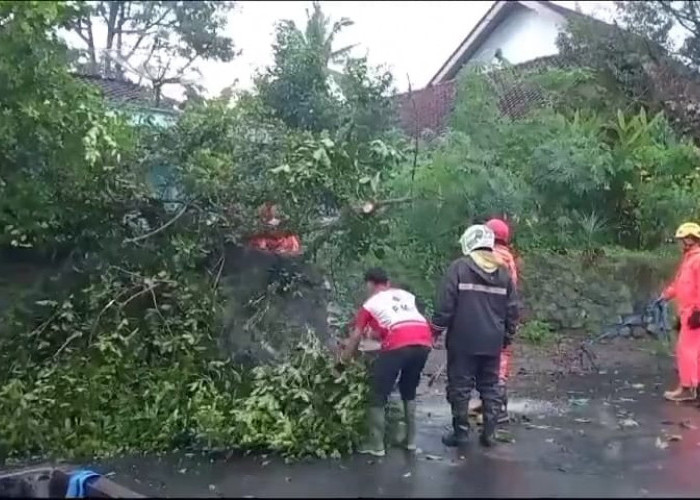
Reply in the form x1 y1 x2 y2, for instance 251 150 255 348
93 367 700 498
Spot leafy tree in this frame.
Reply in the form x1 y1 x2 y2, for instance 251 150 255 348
615 1 700 70
64 1 236 102
556 16 661 105
0 0 141 252
256 1 354 132
256 1 395 139
0 1 398 461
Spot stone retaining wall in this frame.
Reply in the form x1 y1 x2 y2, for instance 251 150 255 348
520 251 678 333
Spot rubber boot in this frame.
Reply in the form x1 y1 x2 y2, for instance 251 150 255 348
442 415 470 447
480 396 497 448
358 406 386 457
403 400 417 451
496 384 510 424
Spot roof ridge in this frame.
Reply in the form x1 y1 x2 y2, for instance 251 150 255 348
428 0 600 86
72 73 181 112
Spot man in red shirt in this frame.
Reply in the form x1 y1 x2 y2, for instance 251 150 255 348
341 268 434 457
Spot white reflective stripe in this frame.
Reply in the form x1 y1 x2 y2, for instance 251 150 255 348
458 283 507 295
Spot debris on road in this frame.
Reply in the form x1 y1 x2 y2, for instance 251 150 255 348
525 424 549 430
655 437 669 450
569 397 590 406
495 430 515 443
656 433 683 449
619 418 639 429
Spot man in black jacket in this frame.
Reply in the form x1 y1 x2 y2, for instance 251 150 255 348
431 224 519 447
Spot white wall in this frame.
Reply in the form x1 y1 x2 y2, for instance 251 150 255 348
468 4 567 66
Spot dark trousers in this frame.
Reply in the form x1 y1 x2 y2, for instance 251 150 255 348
371 345 430 406
446 351 500 432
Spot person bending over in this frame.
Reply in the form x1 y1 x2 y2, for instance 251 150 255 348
342 268 434 456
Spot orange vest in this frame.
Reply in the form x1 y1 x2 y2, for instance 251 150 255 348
249 233 302 256
663 247 700 316
493 244 518 288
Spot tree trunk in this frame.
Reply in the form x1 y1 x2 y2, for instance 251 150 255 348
104 1 120 78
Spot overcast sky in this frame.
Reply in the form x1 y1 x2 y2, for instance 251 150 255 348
193 1 615 98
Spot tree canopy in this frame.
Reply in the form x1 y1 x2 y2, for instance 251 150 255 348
64 1 236 101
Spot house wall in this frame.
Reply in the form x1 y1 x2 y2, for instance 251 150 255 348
468 4 567 67
126 109 178 128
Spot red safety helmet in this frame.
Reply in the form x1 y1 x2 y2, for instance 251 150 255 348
485 218 511 244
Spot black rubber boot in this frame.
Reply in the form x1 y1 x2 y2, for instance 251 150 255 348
496 384 509 424
479 433 494 447
442 416 470 447
480 397 498 448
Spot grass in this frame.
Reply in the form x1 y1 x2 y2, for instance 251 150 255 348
519 320 559 345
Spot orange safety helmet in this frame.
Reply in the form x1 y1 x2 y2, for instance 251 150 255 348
485 218 511 244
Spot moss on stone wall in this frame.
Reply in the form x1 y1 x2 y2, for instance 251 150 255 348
520 250 678 334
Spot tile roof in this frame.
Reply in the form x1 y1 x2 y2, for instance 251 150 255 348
73 73 181 113
396 80 457 137
396 56 564 136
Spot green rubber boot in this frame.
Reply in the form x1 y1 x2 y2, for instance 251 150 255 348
358 406 386 457
403 400 417 451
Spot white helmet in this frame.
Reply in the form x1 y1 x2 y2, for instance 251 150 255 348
459 224 495 255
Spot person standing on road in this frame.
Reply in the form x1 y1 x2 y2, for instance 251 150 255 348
431 225 519 447
486 217 520 424
341 268 434 456
660 222 700 402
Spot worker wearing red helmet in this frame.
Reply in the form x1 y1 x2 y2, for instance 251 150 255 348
486 217 519 424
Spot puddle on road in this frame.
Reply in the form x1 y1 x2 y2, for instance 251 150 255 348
508 398 566 416
417 397 567 421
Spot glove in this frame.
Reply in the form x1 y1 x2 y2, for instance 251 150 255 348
688 310 700 330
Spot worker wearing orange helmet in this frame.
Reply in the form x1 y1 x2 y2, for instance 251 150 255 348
486 217 519 423
660 222 700 402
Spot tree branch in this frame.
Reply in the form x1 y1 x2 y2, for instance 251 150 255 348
304 196 416 257
85 15 97 71
124 6 175 61
659 1 700 37
123 203 189 244
158 53 201 86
